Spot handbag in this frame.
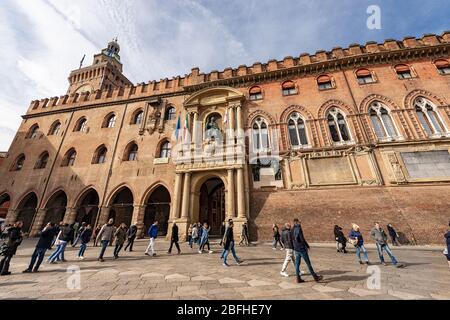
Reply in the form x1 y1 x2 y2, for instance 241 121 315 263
444 247 449 255
349 238 358 246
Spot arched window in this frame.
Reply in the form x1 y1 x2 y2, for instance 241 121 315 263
249 86 263 101
282 81 297 96
27 124 40 139
327 108 351 143
74 117 88 132
434 59 450 75
132 110 144 125
414 97 448 137
394 64 413 79
287 112 308 148
164 107 176 120
103 113 116 128
252 117 270 151
35 152 49 169
124 142 138 161
159 141 172 158
368 102 398 141
92 145 107 164
11 154 25 171
356 68 375 84
317 75 333 90
48 121 61 136
62 148 77 167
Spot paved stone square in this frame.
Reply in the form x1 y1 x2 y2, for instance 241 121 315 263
0 239 449 300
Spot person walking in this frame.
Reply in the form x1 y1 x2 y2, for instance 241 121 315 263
221 219 243 267
219 221 226 246
47 223 71 264
77 224 92 260
124 224 137 252
370 222 404 268
386 224 400 246
0 221 23 276
113 223 127 259
272 224 283 250
334 225 347 253
291 219 323 283
187 224 193 246
199 223 213 254
190 223 199 249
96 219 115 262
145 221 159 256
23 222 58 273
349 224 370 265
239 223 249 246
444 222 450 268
71 222 86 247
280 223 300 277
167 220 181 255
197 222 203 246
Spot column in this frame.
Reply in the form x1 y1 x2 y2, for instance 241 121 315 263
29 208 47 237
237 168 245 218
132 205 146 238
283 159 293 189
96 206 111 227
63 207 78 224
5 209 18 225
227 169 235 218
236 104 244 157
192 111 199 147
181 172 191 218
172 173 183 219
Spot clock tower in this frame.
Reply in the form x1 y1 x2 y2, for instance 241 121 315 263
67 38 132 95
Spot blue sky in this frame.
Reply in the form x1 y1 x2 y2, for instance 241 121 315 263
0 0 449 150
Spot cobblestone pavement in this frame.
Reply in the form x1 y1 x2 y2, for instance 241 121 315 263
0 239 448 300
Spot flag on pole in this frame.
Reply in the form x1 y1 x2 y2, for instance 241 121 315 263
175 113 181 141
183 113 189 141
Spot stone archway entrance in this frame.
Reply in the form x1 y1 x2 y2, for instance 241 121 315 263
0 193 10 219
76 189 99 226
199 178 225 236
144 186 171 236
44 191 67 225
16 193 38 233
109 187 134 227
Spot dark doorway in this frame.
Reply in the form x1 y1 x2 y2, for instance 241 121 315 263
199 178 225 236
144 186 171 236
0 193 10 219
109 187 133 227
76 189 99 226
16 193 38 233
44 191 67 225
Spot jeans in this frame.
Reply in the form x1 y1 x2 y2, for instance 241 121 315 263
124 237 135 251
78 243 88 257
272 238 283 249
355 245 369 263
190 237 197 248
376 243 398 264
48 241 67 263
145 238 156 254
98 240 109 259
281 248 295 272
114 243 123 257
28 247 47 271
223 241 240 264
239 235 249 246
390 235 399 246
199 240 210 252
294 249 317 278
0 254 13 273
168 240 180 253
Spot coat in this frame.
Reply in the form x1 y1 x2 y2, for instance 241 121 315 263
80 228 92 244
171 224 179 242
97 224 115 242
4 226 23 256
192 226 199 239
127 225 137 239
334 227 347 243
114 227 127 245
58 225 72 242
200 227 210 245
349 230 364 247
273 226 280 239
281 228 293 249
291 224 310 252
370 227 388 245
444 231 450 249
148 224 158 239
36 227 58 249
222 226 234 250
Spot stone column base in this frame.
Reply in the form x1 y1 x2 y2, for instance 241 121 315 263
231 217 248 243
170 217 191 242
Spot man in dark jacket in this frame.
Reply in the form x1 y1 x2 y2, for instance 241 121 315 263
0 221 23 276
291 219 323 283
280 223 301 277
124 224 137 252
23 222 58 273
371 222 404 268
386 224 399 246
221 219 243 267
167 220 181 254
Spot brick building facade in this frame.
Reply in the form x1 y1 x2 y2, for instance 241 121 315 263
1 34 450 243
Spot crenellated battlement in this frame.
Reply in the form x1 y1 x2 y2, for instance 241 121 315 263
26 31 450 115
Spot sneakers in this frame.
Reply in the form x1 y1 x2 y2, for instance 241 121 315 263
98 258 104 262
152 253 157 257
223 262 230 267
198 251 203 254
313 274 324 282
280 271 289 277
272 247 276 250
208 250 213 254
280 248 284 251
296 276 305 283
396 263 406 268
144 252 150 256
22 269 32 273
358 261 364 265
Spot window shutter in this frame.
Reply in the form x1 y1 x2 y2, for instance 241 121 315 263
435 59 450 68
356 69 371 77
249 86 262 94
394 64 410 72
317 75 331 84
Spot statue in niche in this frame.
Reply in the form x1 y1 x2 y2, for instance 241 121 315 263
205 116 222 142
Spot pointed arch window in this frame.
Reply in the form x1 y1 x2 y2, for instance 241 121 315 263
74 117 88 132
35 152 49 169
249 86 263 101
27 124 40 139
92 145 108 164
103 113 116 128
327 108 351 143
317 75 333 90
287 112 308 148
356 68 375 84
11 154 25 171
394 64 413 79
369 102 399 141
159 141 172 158
62 149 77 167
282 81 297 96
124 142 138 161
164 107 176 120
132 110 144 125
434 59 450 75
48 121 61 136
414 97 448 137
252 117 270 151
